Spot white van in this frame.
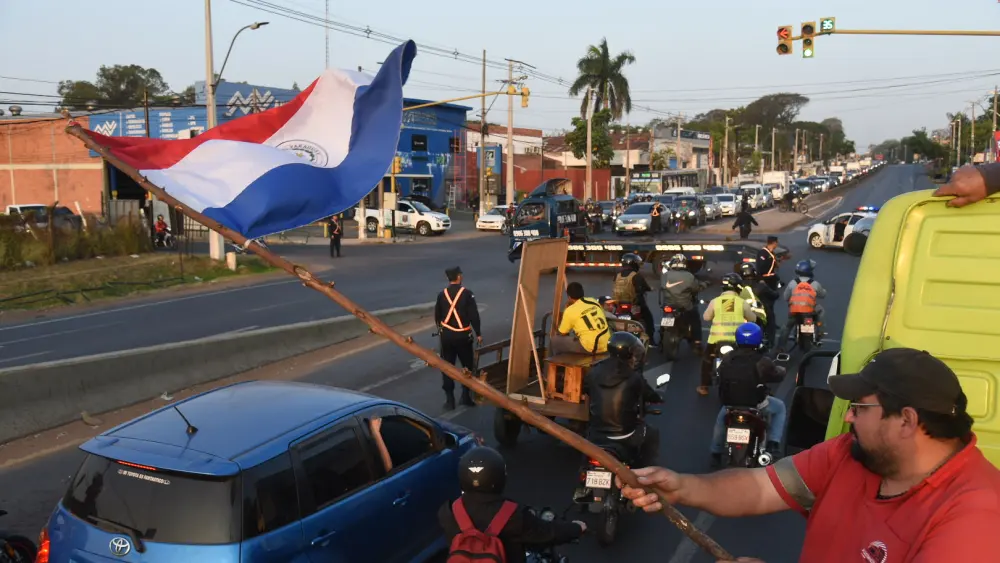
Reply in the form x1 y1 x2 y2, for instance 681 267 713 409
662 187 696 197
738 185 767 210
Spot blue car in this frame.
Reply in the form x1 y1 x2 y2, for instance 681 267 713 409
39 381 479 562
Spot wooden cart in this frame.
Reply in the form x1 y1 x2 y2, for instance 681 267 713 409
474 238 645 447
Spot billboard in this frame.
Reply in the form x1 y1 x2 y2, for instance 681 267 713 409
194 80 299 122
87 107 207 157
477 145 503 176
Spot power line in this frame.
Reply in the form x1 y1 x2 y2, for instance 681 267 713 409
0 75 61 85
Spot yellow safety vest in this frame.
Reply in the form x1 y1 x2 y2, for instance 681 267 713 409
708 293 747 344
740 285 767 326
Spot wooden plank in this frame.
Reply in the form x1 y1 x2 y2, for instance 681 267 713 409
547 353 608 368
517 283 545 401
529 398 589 420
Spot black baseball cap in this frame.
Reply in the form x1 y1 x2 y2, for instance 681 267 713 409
828 348 963 415
445 266 463 281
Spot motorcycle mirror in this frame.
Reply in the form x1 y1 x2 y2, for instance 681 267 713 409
775 353 791 363
655 373 671 387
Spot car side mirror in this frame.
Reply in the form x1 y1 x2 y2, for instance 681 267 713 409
655 374 671 387
443 432 458 449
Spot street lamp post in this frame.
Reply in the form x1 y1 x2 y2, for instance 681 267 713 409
203 0 268 260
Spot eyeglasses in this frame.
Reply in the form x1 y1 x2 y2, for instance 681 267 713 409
849 402 882 416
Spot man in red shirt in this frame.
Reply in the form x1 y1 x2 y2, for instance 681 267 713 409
620 347 1000 562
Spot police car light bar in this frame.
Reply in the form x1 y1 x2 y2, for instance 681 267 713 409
856 206 880 212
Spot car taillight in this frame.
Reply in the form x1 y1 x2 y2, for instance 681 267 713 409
588 459 602 466
36 527 50 563
619 304 631 310
663 306 673 313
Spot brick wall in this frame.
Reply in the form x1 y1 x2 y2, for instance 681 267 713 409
0 116 104 213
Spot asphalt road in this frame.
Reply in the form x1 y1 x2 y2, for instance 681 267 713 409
0 165 931 562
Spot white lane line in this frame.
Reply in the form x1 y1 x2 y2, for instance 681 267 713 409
244 298 312 314
0 277 305 333
0 351 51 365
219 325 260 336
0 322 123 346
668 511 717 563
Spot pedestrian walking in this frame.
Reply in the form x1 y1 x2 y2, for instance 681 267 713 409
328 215 342 257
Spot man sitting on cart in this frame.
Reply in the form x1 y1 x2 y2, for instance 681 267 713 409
551 282 610 356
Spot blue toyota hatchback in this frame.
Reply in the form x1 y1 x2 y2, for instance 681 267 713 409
39 381 479 562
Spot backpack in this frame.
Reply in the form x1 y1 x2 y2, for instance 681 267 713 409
447 498 518 563
612 272 637 303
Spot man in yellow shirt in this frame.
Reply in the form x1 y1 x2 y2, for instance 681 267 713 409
551 282 610 355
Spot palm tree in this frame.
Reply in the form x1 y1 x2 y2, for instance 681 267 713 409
568 38 636 120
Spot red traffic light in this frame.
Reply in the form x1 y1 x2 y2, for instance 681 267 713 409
777 44 790 55
777 26 791 40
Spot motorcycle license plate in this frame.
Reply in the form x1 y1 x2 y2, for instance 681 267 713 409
660 317 675 327
585 470 613 489
800 324 815 334
727 427 751 444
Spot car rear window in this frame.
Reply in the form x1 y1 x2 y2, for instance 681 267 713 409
716 195 734 202
63 454 240 545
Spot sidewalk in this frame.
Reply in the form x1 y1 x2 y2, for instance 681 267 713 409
263 210 493 246
696 196 843 235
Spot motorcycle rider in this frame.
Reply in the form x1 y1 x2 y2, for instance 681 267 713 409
699 273 756 396
583 331 663 467
439 447 586 563
612 253 656 342
660 253 709 354
736 264 768 330
154 214 168 246
739 262 780 350
709 322 787 468
777 259 827 350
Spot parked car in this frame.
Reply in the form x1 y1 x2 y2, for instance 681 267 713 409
614 202 656 235
365 198 451 236
40 381 479 563
476 207 507 231
698 195 721 221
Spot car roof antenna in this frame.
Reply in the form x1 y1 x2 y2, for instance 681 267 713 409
173 406 199 435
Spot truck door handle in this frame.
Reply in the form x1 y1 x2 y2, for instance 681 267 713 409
311 529 337 548
393 492 411 507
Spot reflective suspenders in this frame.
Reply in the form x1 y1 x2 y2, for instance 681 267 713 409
441 287 471 332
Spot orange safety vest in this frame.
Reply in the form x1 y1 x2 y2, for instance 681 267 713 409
651 205 661 217
760 247 776 277
788 281 817 314
440 286 471 332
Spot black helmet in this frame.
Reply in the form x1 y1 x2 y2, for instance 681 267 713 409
721 272 743 291
458 446 506 494
738 262 758 280
607 331 643 364
621 253 643 272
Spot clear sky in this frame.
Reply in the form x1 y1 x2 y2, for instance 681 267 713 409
2 0 999 149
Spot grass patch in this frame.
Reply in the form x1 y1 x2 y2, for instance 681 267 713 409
0 253 276 311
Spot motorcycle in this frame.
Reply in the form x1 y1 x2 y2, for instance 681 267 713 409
788 312 821 353
778 196 809 214
0 511 36 563
153 228 177 250
524 507 573 563
572 374 670 546
600 298 645 338
720 354 790 468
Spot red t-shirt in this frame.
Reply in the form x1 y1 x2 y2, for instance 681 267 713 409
766 433 1000 562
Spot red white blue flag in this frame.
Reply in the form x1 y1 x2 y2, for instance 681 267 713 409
87 41 416 239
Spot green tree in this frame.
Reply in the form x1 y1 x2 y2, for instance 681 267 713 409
567 38 636 120
59 64 174 110
650 148 674 170
565 109 615 167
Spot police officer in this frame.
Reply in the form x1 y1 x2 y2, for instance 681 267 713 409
756 236 781 289
650 203 663 235
327 214 342 258
435 266 483 411
699 273 756 396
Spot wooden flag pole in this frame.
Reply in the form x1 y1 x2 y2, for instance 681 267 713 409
65 124 732 561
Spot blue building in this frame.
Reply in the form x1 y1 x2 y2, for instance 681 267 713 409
86 80 471 207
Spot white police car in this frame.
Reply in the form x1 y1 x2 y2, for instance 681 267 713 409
806 206 879 250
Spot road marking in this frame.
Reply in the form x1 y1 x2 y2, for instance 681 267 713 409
0 351 51 365
245 298 312 314
219 325 260 336
358 364 429 393
0 276 309 333
0 322 122 346
667 511 717 563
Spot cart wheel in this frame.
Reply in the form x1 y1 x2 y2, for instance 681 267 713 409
494 408 522 447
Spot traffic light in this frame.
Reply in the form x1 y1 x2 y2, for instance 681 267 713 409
486 168 493 178
801 21 816 58
392 156 402 174
819 17 836 35
520 87 530 108
776 25 793 55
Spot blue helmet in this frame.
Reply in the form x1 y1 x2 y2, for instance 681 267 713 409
794 259 814 277
735 322 763 348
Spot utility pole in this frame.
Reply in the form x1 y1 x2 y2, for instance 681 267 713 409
480 50 487 215
675 113 683 170
324 0 330 69
143 89 151 138
722 116 731 186
956 118 962 167
970 101 976 162
504 58 534 205
770 128 776 171
754 124 760 152
819 133 824 163
792 129 799 173
625 120 631 198
204 0 225 261
586 87 595 200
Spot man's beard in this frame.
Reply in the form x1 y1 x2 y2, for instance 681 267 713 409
849 425 899 478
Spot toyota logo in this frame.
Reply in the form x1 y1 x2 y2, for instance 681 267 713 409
109 536 131 556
